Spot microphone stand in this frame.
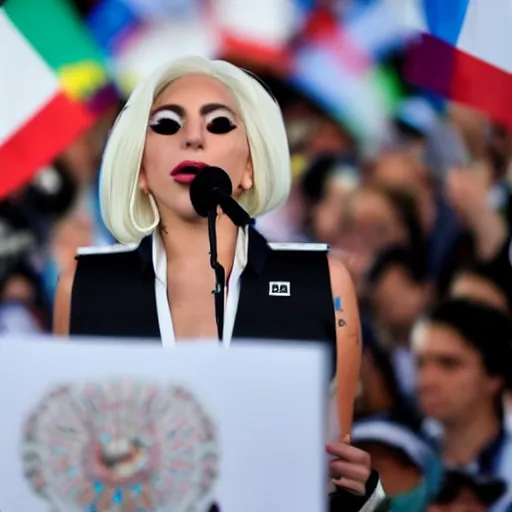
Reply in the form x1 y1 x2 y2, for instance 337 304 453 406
208 207 225 342
207 196 252 343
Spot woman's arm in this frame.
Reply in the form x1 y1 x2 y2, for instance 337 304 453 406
52 260 77 336
327 256 362 438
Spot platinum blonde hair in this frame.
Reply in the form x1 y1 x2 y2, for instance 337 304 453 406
99 56 292 244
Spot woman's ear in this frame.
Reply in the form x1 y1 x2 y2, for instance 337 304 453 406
139 167 149 194
241 161 254 191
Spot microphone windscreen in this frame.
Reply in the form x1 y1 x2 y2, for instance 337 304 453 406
190 167 233 217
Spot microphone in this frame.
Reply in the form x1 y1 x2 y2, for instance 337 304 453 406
189 167 251 227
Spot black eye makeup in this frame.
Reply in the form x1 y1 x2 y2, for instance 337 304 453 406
205 110 237 134
149 109 183 135
148 105 238 135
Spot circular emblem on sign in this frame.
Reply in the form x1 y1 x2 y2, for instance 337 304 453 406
21 380 219 512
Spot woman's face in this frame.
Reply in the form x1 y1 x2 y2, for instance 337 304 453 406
140 74 253 221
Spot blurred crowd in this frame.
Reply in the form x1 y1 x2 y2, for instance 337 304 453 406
268 97 512 511
273 96 512 512
3 1 512 511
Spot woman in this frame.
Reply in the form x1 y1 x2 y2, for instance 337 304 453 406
54 56 385 511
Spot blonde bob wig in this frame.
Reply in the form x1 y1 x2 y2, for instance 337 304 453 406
99 56 292 245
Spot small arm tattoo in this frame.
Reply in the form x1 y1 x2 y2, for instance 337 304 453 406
337 319 346 328
334 297 343 311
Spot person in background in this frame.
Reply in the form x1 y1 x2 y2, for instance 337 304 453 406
354 340 423 431
56 109 117 247
23 163 79 230
367 246 432 347
0 205 49 332
467 233 512 431
350 416 441 512
354 339 404 420
428 470 506 512
339 184 426 294
448 262 511 314
366 141 482 293
366 246 432 407
42 208 95 305
445 166 507 263
0 162 79 266
300 153 361 245
412 299 512 511
440 172 511 304
306 117 355 155
346 185 425 255
0 260 48 334
365 147 436 250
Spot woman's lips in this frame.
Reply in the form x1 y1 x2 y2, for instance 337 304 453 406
170 161 208 184
172 173 197 184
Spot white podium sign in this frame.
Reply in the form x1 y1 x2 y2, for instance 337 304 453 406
0 337 328 512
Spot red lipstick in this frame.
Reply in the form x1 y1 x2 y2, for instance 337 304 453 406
170 161 208 184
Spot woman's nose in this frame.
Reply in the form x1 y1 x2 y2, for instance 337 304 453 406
182 120 204 151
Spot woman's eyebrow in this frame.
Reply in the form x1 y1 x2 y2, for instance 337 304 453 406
150 103 237 118
150 104 185 117
199 103 236 117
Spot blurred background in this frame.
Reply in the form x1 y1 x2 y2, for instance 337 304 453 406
2 0 512 510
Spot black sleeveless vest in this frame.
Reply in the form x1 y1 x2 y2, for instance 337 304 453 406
70 227 336 368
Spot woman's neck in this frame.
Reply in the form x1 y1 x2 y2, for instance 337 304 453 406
159 210 239 275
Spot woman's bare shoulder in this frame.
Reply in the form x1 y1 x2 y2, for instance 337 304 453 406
327 255 354 290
